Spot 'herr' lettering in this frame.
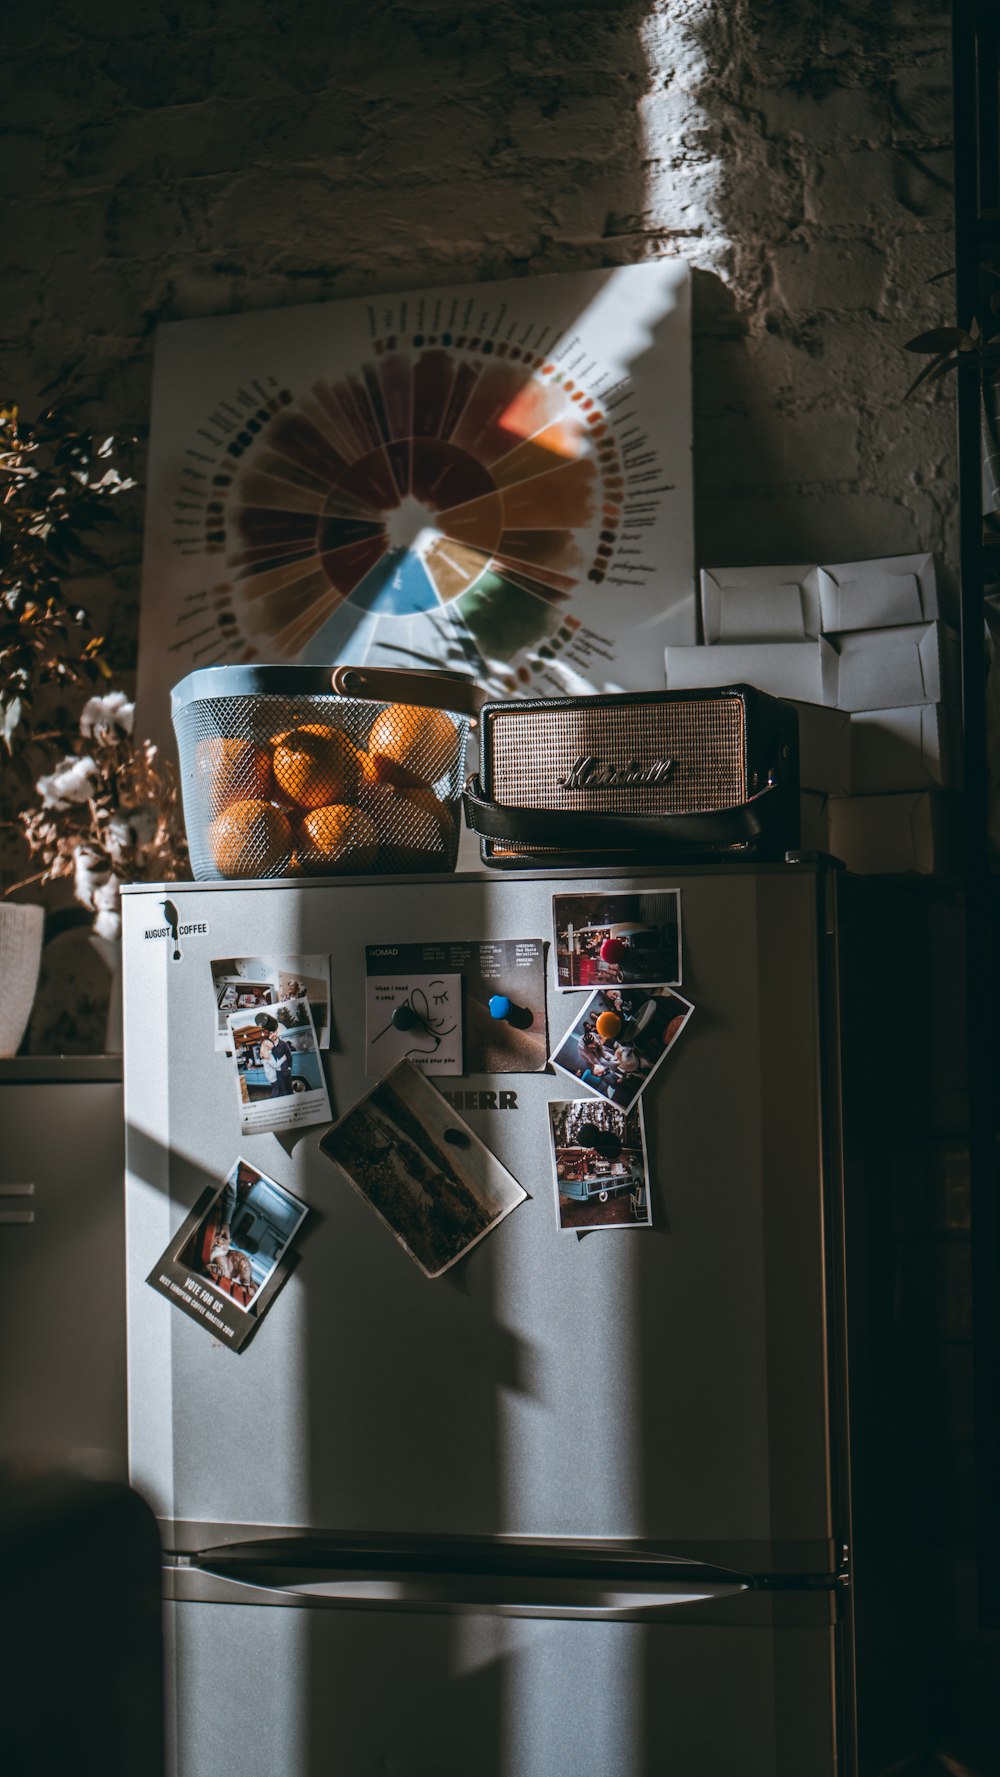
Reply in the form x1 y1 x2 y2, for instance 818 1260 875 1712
439 1089 519 1111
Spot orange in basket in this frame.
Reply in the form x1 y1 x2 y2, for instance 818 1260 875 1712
398 786 453 836
194 737 272 814
375 787 453 867
360 750 430 791
367 704 459 777
301 803 379 868
272 724 363 809
208 800 294 878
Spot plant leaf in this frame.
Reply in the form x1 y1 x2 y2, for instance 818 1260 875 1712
903 352 959 398
1 694 23 748
904 327 974 354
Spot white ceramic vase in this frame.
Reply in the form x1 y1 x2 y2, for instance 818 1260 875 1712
0 902 45 1056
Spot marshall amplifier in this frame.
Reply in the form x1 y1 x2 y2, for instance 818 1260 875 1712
463 685 800 867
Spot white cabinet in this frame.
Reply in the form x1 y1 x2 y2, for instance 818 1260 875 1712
0 1059 126 1478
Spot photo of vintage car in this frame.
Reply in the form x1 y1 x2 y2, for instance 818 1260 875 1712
547 1099 652 1231
554 1144 646 1204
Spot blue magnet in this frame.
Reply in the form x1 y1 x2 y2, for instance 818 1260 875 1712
488 994 512 1021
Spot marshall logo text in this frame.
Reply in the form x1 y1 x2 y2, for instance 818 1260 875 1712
556 756 675 791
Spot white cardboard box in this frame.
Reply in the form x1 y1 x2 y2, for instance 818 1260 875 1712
664 639 839 705
827 791 953 875
700 565 822 643
818 552 938 633
700 551 939 642
833 622 957 711
851 704 956 792
784 699 852 794
799 791 829 853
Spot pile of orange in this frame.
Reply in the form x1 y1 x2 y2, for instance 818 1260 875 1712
200 703 460 878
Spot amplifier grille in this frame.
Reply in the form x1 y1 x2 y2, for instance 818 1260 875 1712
487 697 748 815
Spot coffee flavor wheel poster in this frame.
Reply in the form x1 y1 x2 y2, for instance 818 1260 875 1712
137 263 694 748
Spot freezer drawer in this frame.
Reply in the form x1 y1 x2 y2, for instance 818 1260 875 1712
166 1590 839 1777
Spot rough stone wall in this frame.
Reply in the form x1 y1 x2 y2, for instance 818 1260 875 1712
682 0 956 576
1 0 955 676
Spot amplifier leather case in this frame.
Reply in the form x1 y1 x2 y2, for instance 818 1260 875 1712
463 685 800 868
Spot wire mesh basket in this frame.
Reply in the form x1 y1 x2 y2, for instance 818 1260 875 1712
171 665 483 881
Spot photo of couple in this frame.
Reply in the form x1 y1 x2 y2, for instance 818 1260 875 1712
256 1017 297 1097
227 996 331 1134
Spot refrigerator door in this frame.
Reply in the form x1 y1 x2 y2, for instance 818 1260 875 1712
124 865 839 1573
165 1582 840 1777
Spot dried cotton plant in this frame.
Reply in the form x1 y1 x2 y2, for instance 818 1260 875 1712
0 403 139 769
2 402 190 932
13 690 188 939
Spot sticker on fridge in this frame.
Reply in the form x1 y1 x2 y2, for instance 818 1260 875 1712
227 996 331 1134
145 1157 309 1353
551 890 681 991
319 1060 526 1278
548 986 693 1112
547 1099 652 1232
365 971 463 1076
365 939 548 1073
210 954 331 1050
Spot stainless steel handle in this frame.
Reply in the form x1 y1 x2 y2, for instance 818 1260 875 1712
184 1559 747 1620
0 1183 35 1225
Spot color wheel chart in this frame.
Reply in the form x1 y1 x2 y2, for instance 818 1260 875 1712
138 264 694 743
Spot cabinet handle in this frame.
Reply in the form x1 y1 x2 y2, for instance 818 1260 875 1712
0 1183 35 1225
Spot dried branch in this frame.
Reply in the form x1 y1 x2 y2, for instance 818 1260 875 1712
0 402 139 760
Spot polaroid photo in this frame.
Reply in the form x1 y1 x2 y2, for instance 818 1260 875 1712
320 1060 526 1278
365 971 463 1076
547 1099 652 1232
549 985 693 1112
210 955 331 1051
215 976 275 1031
552 890 681 991
227 995 332 1135
145 1157 308 1352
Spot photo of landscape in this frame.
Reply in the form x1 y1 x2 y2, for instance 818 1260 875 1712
320 1061 525 1277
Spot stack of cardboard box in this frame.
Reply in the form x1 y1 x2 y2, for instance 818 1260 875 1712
664 553 959 874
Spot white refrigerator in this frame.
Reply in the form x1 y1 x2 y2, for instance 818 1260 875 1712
123 861 856 1777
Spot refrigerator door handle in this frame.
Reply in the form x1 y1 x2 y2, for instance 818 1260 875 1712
181 1558 748 1619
